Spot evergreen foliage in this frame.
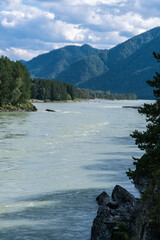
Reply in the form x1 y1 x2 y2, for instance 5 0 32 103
0 56 31 107
127 52 160 222
56 54 108 86
31 78 77 101
0 55 136 109
31 78 137 101
76 88 137 100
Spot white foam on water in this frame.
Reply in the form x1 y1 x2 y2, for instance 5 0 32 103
0 219 56 230
56 110 81 114
0 201 56 214
101 105 122 108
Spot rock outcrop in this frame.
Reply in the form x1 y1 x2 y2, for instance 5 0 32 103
0 102 37 112
91 185 160 240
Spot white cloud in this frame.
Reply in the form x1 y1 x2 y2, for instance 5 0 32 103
60 24 86 42
0 47 47 60
0 6 55 28
38 20 88 43
39 0 128 7
85 30 128 49
0 49 6 55
40 0 160 37
1 17 16 27
10 47 48 60
105 31 127 44
0 0 160 60
0 0 22 10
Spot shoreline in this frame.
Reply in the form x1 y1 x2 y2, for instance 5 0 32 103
30 98 140 103
0 102 37 112
30 98 90 103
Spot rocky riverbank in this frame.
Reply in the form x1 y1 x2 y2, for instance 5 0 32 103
91 185 160 240
0 102 37 112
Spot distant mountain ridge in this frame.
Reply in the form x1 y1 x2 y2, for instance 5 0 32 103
107 26 160 65
56 52 109 86
23 26 160 99
24 44 104 79
78 32 160 98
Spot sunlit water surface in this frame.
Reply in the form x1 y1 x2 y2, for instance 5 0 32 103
0 100 151 240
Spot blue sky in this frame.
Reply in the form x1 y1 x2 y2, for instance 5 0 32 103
0 0 160 60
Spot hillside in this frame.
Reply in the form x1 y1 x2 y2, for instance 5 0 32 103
24 44 104 79
24 26 160 99
56 27 160 98
56 52 108 86
79 33 160 98
107 26 160 66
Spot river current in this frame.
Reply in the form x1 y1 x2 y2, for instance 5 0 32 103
0 100 149 240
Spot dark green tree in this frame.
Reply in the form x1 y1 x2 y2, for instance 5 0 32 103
66 84 76 100
31 82 37 99
0 57 10 106
17 61 31 103
31 78 78 101
127 52 160 222
127 52 160 184
0 56 31 107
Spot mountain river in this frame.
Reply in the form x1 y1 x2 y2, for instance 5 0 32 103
0 100 151 240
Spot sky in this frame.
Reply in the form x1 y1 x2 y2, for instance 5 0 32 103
0 0 160 61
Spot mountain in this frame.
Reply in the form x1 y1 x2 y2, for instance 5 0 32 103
20 59 27 64
106 26 160 66
78 32 160 98
56 51 108 86
23 26 160 99
24 44 104 79
56 27 160 98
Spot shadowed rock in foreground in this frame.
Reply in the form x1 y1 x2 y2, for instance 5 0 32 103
91 185 160 240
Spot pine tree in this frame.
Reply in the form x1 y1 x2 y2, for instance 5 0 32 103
127 52 160 185
127 52 160 222
0 56 32 107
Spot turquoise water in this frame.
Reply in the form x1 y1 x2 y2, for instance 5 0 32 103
0 100 148 239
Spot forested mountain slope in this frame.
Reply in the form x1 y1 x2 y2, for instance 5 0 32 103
106 26 160 66
24 27 160 99
24 44 104 79
79 33 160 98
56 52 108 86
